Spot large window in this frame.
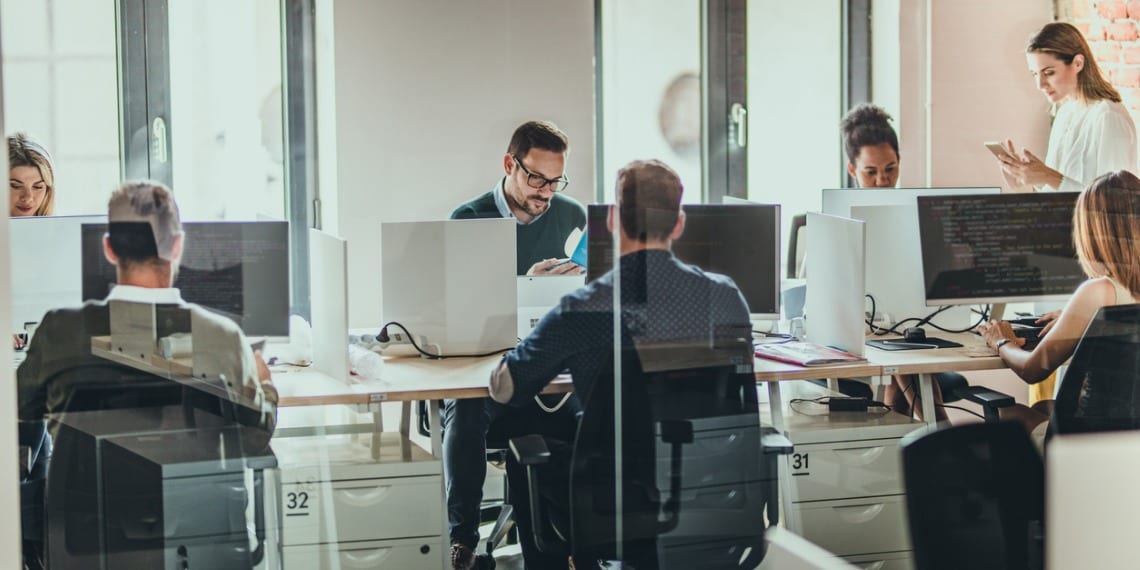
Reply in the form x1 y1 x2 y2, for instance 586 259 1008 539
1 0 121 215
168 0 286 221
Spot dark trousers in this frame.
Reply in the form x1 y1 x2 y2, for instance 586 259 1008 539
440 394 580 565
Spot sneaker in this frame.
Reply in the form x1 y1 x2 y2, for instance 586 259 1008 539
451 543 476 570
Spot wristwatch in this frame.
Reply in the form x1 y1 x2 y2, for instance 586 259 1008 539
994 338 1013 351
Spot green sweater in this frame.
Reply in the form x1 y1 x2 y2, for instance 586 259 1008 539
451 187 586 275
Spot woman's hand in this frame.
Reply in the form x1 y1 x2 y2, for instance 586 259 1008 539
11 334 24 350
997 139 1063 189
1036 310 1063 337
977 319 1026 351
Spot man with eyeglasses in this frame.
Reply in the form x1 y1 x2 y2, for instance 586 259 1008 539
444 120 586 569
451 120 587 275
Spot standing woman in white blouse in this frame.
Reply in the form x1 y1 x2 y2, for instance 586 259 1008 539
997 22 1138 192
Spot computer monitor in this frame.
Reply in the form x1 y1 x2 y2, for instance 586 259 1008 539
821 187 1001 217
81 221 291 337
381 218 517 356
10 215 107 331
586 203 781 320
916 192 1084 306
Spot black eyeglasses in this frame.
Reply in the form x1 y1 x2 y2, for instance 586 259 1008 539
513 155 569 192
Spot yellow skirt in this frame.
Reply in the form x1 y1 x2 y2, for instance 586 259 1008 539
1029 371 1057 406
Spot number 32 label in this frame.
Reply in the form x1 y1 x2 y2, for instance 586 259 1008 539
286 487 312 517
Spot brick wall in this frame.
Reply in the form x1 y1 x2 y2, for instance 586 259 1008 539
1059 0 1140 126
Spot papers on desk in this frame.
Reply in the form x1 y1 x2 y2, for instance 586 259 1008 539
755 341 867 367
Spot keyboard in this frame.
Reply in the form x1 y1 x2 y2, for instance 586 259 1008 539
1010 326 1043 350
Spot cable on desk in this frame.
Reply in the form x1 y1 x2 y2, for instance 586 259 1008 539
864 297 992 336
377 322 513 359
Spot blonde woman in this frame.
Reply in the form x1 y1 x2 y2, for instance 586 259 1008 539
9 132 55 217
995 22 1137 192
979 170 1140 437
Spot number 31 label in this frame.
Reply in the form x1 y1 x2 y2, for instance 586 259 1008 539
791 452 810 476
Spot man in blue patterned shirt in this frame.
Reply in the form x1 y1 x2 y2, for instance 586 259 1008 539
488 159 753 568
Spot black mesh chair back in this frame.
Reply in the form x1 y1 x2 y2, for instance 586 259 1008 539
566 338 771 568
1052 303 1140 435
45 364 273 570
901 421 1044 570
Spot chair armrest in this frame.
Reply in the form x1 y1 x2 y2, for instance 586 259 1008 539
761 429 794 455
509 434 551 466
955 386 1016 422
659 420 693 445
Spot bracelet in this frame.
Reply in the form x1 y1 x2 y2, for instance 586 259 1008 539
994 338 1012 351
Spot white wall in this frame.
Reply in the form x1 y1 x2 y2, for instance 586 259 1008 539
879 0 1053 187
747 0 843 264
326 0 595 327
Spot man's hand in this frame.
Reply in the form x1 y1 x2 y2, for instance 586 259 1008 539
526 258 585 276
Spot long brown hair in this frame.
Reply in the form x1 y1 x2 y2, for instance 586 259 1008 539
1073 170 1140 296
1027 22 1121 103
8 132 55 216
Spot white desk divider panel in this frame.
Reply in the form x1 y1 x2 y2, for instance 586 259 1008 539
9 214 106 331
805 213 865 356
309 229 349 381
820 187 1001 218
1047 431 1140 570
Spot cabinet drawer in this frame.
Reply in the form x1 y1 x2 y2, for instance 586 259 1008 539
284 537 442 569
283 476 442 544
842 550 913 570
794 495 910 556
789 440 903 502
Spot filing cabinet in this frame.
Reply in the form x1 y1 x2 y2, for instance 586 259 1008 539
766 391 922 569
273 433 444 569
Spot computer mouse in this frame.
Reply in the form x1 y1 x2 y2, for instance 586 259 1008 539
903 327 927 343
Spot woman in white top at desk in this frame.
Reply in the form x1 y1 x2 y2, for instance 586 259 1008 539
991 22 1137 405
995 22 1137 193
979 170 1140 437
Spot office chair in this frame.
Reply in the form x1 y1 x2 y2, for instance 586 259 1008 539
1050 303 1140 435
787 213 807 279
510 340 790 568
901 421 1045 570
42 365 275 570
958 304 1140 435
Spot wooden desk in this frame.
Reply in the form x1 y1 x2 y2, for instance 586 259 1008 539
865 331 1002 423
273 354 573 455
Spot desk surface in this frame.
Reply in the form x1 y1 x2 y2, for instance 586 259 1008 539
276 333 1002 407
276 355 572 407
864 331 1003 374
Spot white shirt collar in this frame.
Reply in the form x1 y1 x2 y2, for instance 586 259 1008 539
105 284 185 305
494 178 547 225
